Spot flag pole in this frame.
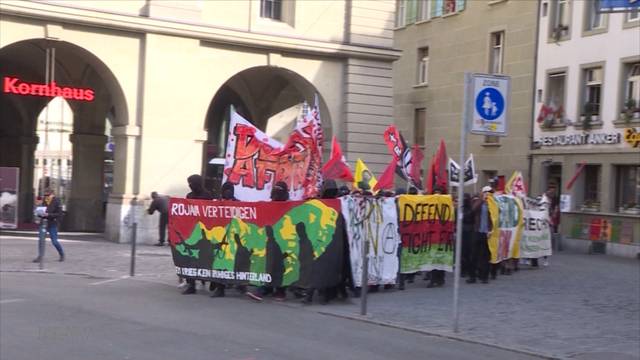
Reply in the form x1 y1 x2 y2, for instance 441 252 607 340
453 73 470 333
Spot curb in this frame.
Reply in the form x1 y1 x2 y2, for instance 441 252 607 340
316 311 563 360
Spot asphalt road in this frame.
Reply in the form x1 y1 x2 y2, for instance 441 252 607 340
0 271 543 360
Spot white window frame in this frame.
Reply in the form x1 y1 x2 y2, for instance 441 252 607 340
625 63 640 109
260 0 282 21
417 0 432 21
546 71 567 125
396 0 407 27
550 0 571 39
585 0 605 31
417 47 429 85
489 31 504 74
582 67 603 116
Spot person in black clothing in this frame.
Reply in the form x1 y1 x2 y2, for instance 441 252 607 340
182 174 215 295
302 179 338 305
460 193 474 278
467 187 494 284
33 188 65 262
147 192 169 246
270 181 289 301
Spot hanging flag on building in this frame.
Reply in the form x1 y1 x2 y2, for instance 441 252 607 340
353 158 377 191
321 136 353 182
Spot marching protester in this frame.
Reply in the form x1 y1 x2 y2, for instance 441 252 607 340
467 186 493 284
461 193 474 278
303 179 339 305
147 191 169 246
182 174 215 295
33 188 65 263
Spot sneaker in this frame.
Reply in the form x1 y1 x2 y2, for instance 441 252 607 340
245 291 263 302
58 254 65 262
542 258 549 267
466 278 477 284
32 257 42 263
154 243 164 247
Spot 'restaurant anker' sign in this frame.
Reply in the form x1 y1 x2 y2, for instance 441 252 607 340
3 76 94 102
535 132 622 147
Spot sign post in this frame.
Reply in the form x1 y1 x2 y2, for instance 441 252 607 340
453 73 510 333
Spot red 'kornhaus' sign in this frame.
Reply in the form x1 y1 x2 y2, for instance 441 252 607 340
3 76 95 102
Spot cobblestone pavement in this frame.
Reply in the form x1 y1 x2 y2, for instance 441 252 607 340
1 232 638 360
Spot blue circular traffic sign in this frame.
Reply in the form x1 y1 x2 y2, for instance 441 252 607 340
475 87 504 121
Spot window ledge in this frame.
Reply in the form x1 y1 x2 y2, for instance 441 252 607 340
488 0 508 5
547 35 571 44
442 11 461 19
415 19 432 25
413 83 429 89
574 119 604 130
623 20 640 29
393 24 408 31
613 117 640 128
540 123 568 131
481 142 501 148
582 27 608 37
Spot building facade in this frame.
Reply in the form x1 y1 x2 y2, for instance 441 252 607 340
393 0 538 191
531 0 640 250
0 0 400 242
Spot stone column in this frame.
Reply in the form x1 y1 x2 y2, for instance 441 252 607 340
66 133 107 231
105 125 141 243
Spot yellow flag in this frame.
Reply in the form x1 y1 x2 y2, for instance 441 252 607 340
505 171 526 196
353 158 378 191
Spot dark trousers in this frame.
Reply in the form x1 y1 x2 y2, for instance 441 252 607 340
461 229 473 276
158 214 168 244
469 232 490 281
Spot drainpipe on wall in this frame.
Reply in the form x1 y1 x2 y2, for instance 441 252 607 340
528 0 542 196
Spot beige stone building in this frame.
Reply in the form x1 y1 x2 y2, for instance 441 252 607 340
0 0 400 242
393 0 537 189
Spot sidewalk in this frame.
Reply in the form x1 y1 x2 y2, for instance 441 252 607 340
1 233 638 360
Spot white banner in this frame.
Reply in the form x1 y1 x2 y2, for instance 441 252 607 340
449 154 477 186
520 208 553 258
340 196 399 287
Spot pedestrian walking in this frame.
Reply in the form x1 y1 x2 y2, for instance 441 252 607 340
32 188 65 262
147 191 169 246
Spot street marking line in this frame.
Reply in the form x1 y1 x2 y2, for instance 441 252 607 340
89 276 130 286
0 298 25 304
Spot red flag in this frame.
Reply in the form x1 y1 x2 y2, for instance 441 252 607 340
426 157 435 194
321 136 354 181
566 162 586 190
410 144 424 189
374 159 396 192
433 139 448 193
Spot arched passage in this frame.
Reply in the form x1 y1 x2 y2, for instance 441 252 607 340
203 66 332 193
0 39 128 231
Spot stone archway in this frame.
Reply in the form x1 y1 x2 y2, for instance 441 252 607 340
0 39 128 231
203 66 332 193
